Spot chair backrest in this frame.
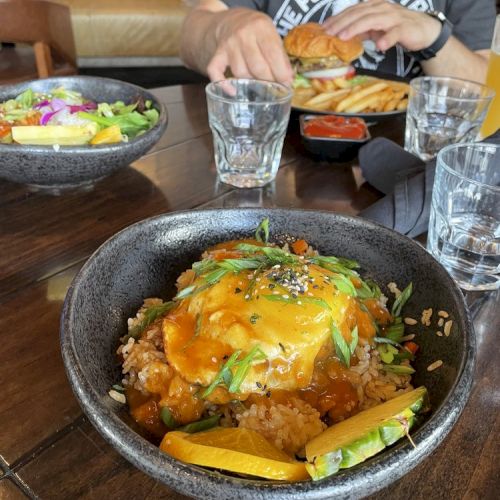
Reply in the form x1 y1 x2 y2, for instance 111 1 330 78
0 0 77 77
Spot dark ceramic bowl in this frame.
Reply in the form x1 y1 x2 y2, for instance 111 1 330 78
0 76 167 194
299 114 371 162
61 209 474 499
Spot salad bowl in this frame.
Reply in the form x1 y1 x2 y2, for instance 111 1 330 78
0 76 167 194
61 208 474 499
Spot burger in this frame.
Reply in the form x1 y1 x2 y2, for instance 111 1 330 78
284 23 364 81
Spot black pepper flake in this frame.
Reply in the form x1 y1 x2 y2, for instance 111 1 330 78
222 354 229 360
313 284 319 289
235 287 242 294
268 283 276 289
279 342 286 352
256 381 262 389
265 391 271 398
250 313 260 324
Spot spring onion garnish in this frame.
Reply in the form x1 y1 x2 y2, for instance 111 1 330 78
385 322 405 343
177 414 221 433
391 282 413 317
374 336 402 348
228 345 267 393
218 258 263 272
262 294 330 309
160 407 179 429
331 320 357 368
255 217 270 243
377 343 398 364
112 384 125 393
330 275 357 297
382 364 415 375
201 350 242 398
202 346 267 398
127 301 174 340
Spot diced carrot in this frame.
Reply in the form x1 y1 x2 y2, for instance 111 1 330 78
404 341 419 355
291 239 308 255
0 124 11 138
350 276 362 288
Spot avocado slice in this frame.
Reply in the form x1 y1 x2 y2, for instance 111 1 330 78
305 386 428 480
12 123 98 145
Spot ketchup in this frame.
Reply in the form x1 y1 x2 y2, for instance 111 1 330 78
303 115 367 140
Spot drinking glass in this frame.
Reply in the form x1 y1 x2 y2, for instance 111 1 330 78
480 15 500 139
427 143 500 291
206 79 292 188
404 77 494 161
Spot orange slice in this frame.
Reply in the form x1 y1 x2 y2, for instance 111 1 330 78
160 427 308 481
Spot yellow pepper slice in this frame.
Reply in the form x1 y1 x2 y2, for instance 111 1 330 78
90 125 122 145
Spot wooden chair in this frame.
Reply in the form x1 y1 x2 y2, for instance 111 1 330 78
0 0 77 84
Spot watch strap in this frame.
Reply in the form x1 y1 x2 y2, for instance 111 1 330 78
408 13 453 62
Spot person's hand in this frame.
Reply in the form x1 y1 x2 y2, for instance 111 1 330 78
207 9 294 85
323 0 442 53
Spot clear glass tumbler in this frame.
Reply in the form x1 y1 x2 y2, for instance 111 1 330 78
404 77 495 161
427 143 500 291
206 79 292 188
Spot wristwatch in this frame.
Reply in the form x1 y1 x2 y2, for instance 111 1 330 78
407 11 453 62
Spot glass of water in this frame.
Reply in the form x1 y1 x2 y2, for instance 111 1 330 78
405 77 494 161
427 143 500 291
206 79 292 188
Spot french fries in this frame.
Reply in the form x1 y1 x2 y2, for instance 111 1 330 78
292 76 410 114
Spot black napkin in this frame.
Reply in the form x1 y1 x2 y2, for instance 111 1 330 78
359 131 500 237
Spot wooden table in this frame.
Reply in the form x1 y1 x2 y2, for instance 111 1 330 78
0 84 498 500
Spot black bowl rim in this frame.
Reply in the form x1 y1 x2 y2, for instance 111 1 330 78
0 75 167 153
60 208 475 499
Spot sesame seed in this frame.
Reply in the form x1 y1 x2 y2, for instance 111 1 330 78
404 317 417 325
438 318 444 327
427 360 443 371
444 320 453 337
108 390 126 404
438 310 449 318
400 334 415 341
436 331 443 337
283 295 289 299
211 357 217 362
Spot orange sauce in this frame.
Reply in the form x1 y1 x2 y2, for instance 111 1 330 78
126 241 391 432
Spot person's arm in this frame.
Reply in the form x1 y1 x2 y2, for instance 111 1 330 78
323 0 490 82
180 0 293 84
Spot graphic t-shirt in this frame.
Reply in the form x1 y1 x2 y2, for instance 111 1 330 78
221 0 496 77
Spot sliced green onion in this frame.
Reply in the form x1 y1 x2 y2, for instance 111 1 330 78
386 322 405 343
383 364 415 375
218 258 263 272
127 301 174 339
391 282 413 317
177 414 221 433
262 295 330 309
331 275 357 297
202 350 241 398
331 320 351 368
228 345 267 393
374 336 402 348
160 407 178 429
255 217 270 243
